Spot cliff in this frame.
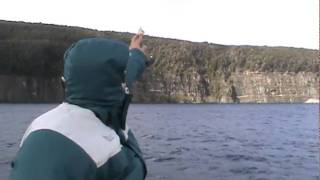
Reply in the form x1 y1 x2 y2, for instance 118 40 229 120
0 20 318 103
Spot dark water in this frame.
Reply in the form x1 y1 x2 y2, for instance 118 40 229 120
0 104 319 180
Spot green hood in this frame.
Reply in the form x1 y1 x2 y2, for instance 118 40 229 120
63 38 147 126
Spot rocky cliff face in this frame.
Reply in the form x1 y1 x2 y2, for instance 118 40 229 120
0 20 318 103
1 72 317 103
230 72 318 103
133 70 319 103
0 75 63 102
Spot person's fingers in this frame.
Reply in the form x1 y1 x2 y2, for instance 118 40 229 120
133 34 143 41
132 34 143 44
130 33 144 50
131 34 139 41
138 33 143 40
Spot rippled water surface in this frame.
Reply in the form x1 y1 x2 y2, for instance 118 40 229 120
0 104 319 180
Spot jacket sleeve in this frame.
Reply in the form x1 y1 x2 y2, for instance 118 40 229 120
126 49 148 91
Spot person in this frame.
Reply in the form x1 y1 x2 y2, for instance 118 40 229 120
10 33 149 180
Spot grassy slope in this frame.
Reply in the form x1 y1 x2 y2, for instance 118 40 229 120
0 20 318 79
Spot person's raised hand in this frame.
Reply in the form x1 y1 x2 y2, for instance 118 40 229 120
129 33 144 53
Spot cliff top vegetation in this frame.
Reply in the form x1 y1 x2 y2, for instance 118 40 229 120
0 20 318 78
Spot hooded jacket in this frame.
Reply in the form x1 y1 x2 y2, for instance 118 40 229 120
10 38 148 180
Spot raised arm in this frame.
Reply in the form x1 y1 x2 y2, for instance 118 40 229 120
126 34 149 92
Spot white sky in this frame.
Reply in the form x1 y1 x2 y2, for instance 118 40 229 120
1 0 319 49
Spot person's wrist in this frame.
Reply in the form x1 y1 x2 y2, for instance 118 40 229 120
130 48 149 65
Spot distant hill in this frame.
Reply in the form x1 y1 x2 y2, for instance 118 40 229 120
0 20 318 103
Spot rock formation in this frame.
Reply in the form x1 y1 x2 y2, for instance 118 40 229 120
0 20 318 103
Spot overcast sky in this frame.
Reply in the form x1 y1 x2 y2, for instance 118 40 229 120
1 0 318 49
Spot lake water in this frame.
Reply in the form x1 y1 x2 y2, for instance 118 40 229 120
0 104 319 180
